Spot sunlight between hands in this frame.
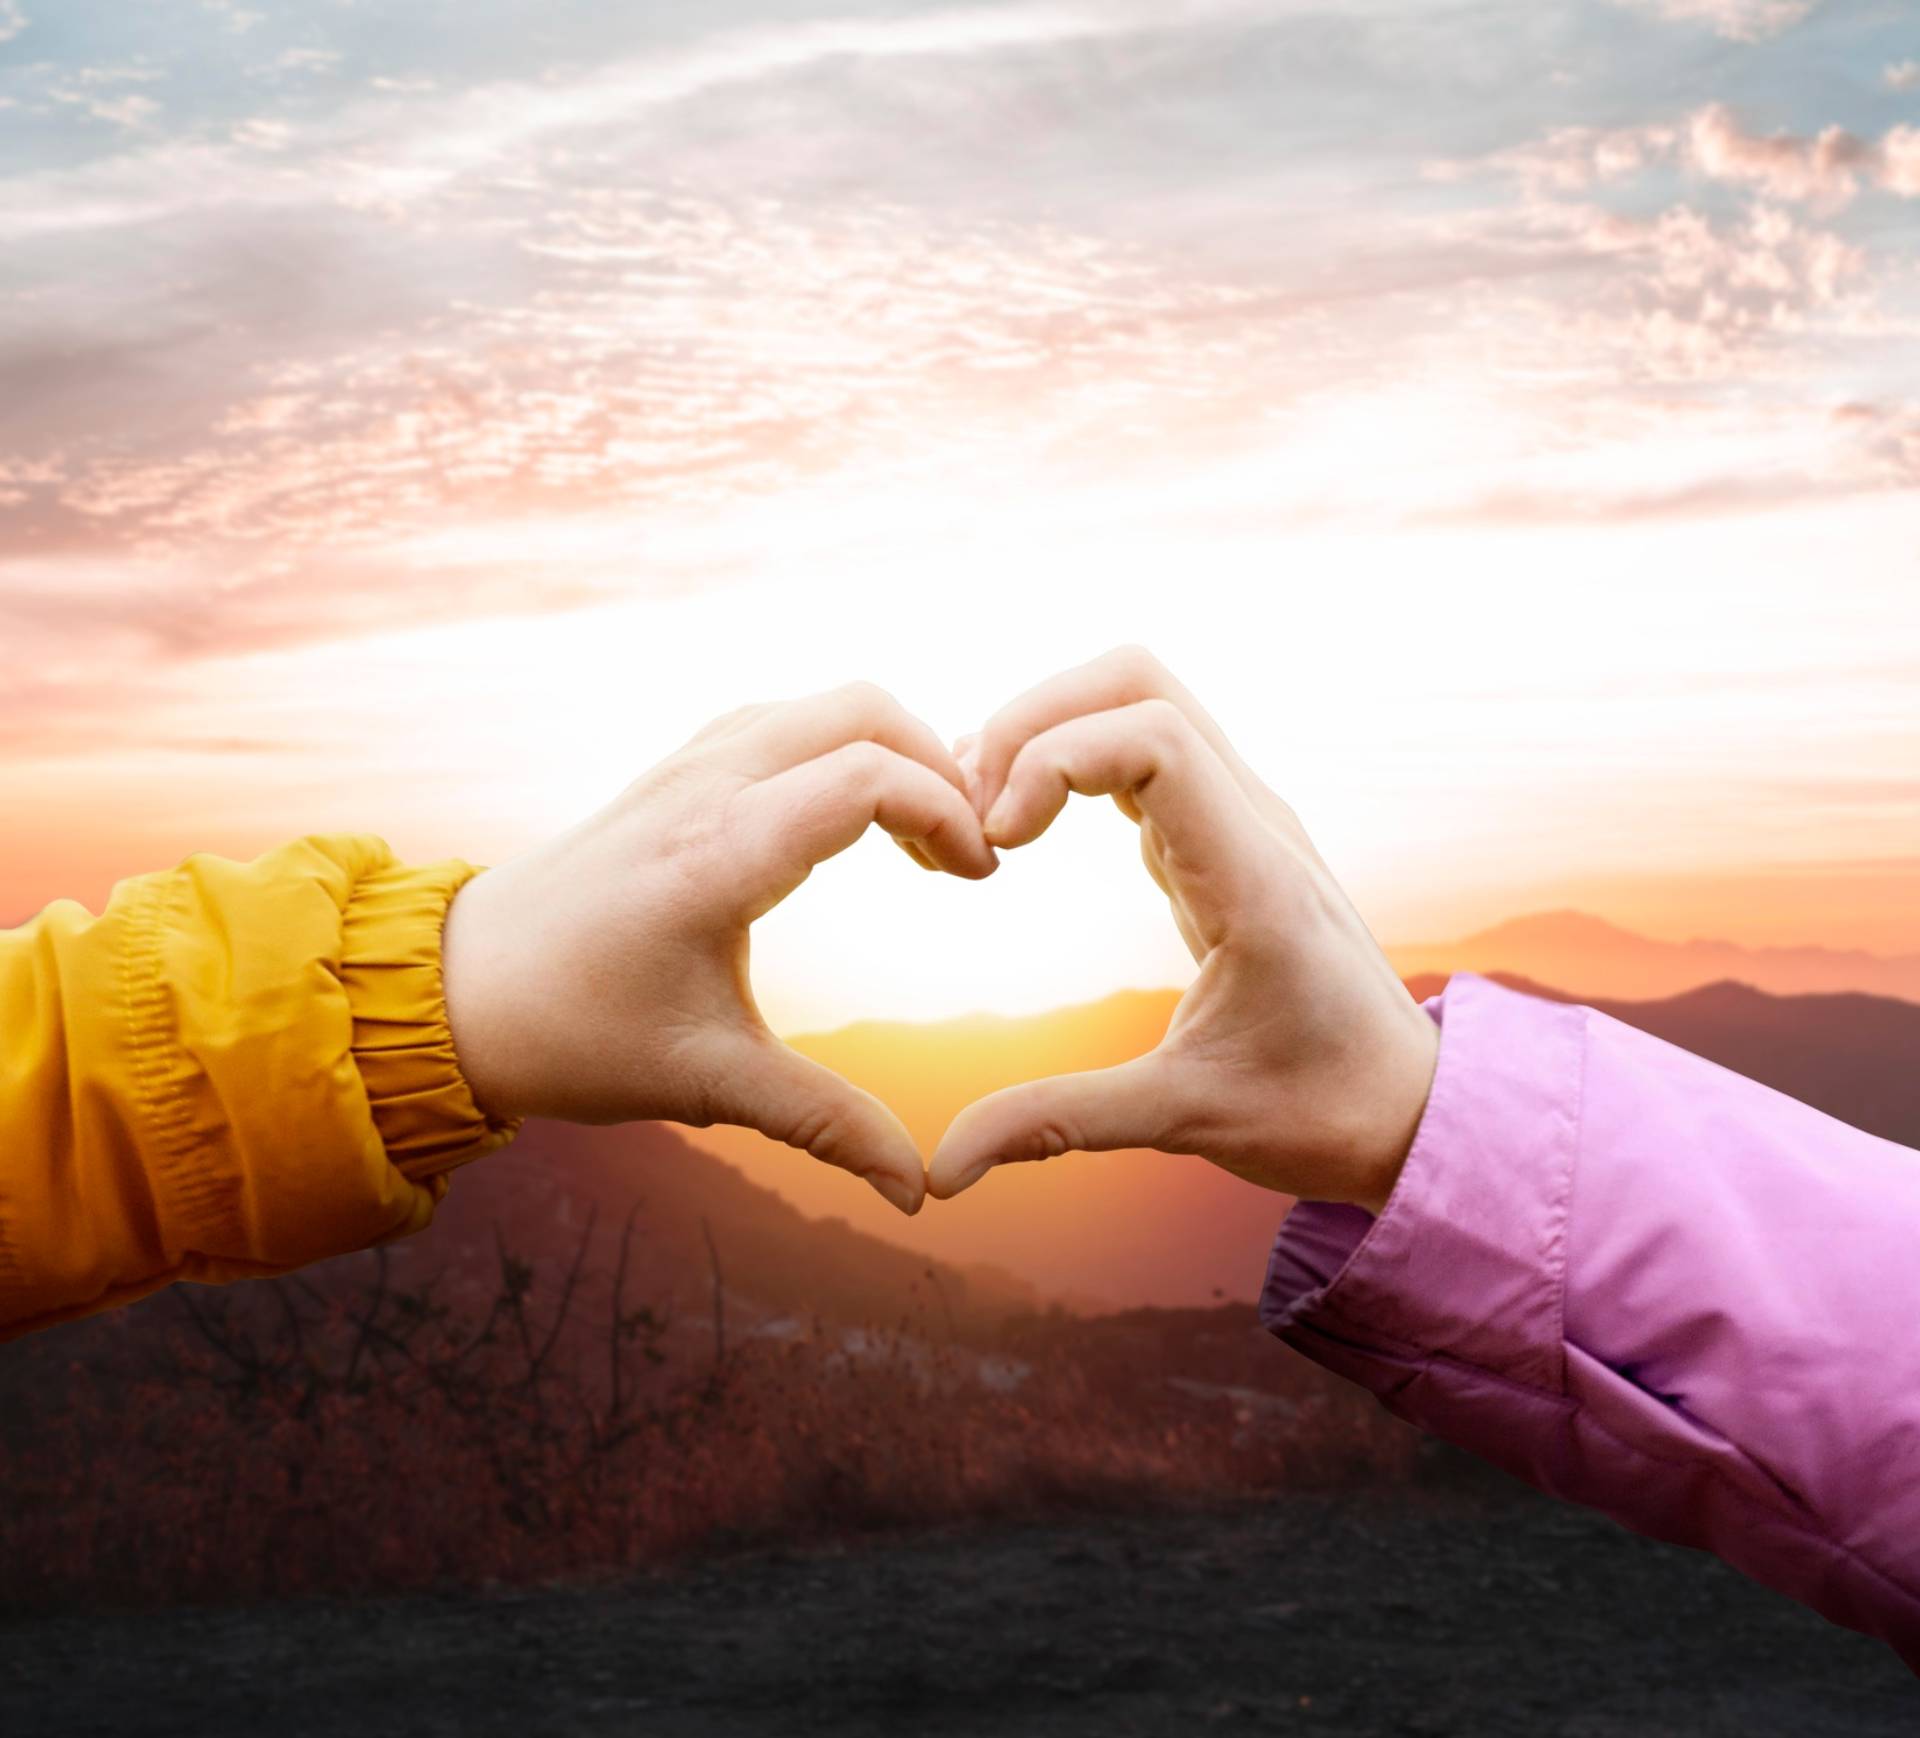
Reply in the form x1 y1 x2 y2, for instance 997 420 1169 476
440 683 997 1217
930 647 1440 1216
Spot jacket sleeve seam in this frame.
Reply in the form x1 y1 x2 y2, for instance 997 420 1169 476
1548 1001 1593 1394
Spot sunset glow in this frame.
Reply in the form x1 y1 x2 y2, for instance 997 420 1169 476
3 0 1916 1027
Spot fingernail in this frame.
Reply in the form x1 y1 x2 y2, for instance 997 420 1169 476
982 795 1012 842
870 1175 921 1217
945 1159 995 1198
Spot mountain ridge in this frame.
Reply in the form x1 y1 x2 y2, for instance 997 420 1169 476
1389 909 1920 1003
702 960 1920 1308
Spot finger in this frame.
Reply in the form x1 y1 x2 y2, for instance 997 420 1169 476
893 837 942 872
1138 823 1206 960
1139 819 1172 895
708 681 969 797
970 646 1258 822
983 698 1246 861
927 1054 1182 1199
953 734 983 810
746 741 998 883
711 1032 927 1215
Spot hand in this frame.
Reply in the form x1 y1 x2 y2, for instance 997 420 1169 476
929 647 1438 1216
440 683 998 1215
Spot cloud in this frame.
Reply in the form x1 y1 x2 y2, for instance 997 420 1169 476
22 189 1247 544
0 0 23 46
1609 0 1818 41
1430 123 1679 196
200 0 263 34
1832 401 1920 487
1439 105 1920 213
1415 104 1900 392
1687 103 1899 209
0 0 1289 243
1406 386 1920 528
40 64 166 132
0 0 1909 739
1888 62 1920 93
1532 197 1870 378
49 89 162 131
267 47 344 78
0 183 1279 687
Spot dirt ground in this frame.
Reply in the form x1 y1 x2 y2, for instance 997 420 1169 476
3 1480 1912 1738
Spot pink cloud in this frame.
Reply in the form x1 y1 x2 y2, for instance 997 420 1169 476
1445 106 1920 213
1610 0 1818 41
1834 402 1920 486
1689 104 1879 209
15 190 1257 570
1436 124 1679 197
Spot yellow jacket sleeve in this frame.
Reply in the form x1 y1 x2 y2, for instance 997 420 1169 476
0 835 521 1340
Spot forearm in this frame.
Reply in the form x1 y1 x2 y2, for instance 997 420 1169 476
0 837 517 1339
1262 974 1920 1666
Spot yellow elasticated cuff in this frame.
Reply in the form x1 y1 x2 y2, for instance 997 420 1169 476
339 858 522 1183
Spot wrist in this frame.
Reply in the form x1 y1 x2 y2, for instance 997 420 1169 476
1347 1005 1441 1216
440 869 535 1124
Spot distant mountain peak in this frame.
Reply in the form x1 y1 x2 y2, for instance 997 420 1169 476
1389 909 1920 1007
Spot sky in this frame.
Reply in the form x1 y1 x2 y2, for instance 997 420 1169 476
1 0 1917 1028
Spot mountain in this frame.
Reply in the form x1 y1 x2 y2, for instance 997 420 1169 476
1389 911 1920 1004
690 991 1296 1313
417 1118 1041 1336
697 971 1920 1311
1406 972 1920 1151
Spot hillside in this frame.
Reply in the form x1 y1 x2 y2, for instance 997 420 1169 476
698 970 1920 1309
1405 973 1920 1151
418 1118 1042 1337
689 991 1297 1311
1389 910 1920 1003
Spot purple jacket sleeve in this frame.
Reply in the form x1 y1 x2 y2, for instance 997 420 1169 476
1260 972 1920 1667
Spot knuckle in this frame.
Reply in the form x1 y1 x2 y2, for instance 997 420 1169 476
976 720 1017 772
1030 1117 1079 1161
836 679 893 719
637 754 717 812
785 1098 844 1159
687 702 764 748
1136 695 1189 746
657 800 735 873
840 738 890 785
1106 643 1166 686
1001 737 1042 789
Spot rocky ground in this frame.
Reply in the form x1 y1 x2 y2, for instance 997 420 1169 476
3 1478 1912 1738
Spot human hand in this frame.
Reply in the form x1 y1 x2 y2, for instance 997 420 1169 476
928 648 1438 1215
439 684 998 1216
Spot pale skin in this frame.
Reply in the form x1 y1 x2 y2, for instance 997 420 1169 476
930 647 1440 1217
441 652 1438 1222
440 683 999 1217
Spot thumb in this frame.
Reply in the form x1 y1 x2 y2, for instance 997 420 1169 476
928 1054 1181 1200
711 1033 928 1217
